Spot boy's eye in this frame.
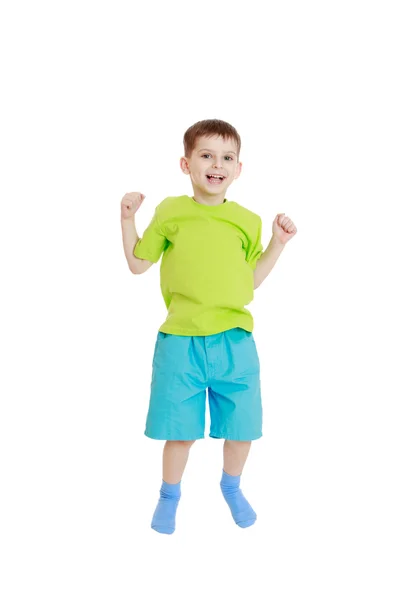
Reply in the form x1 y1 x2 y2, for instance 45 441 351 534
201 154 233 161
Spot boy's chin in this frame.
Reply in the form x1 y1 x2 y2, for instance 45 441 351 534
203 182 230 194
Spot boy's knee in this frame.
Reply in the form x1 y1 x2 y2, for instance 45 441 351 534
180 440 196 448
167 440 196 448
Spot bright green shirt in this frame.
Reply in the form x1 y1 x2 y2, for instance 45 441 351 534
133 195 263 336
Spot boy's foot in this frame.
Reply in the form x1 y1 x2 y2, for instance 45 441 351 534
220 470 257 528
151 480 181 534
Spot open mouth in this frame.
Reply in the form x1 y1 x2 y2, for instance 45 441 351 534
206 174 225 184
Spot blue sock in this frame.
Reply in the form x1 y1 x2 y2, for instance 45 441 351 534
151 480 181 535
220 470 257 528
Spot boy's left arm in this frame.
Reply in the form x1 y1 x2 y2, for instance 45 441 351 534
254 213 297 289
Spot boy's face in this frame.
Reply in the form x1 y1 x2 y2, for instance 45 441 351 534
180 135 242 196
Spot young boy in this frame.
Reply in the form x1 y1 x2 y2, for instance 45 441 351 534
120 119 297 534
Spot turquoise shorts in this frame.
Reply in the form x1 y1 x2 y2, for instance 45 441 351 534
144 327 262 441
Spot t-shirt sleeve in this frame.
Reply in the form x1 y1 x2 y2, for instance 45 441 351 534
133 209 168 263
246 217 263 270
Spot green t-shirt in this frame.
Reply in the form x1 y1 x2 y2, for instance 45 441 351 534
133 195 263 336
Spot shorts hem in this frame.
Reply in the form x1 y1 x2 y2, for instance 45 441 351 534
209 431 263 441
144 431 205 441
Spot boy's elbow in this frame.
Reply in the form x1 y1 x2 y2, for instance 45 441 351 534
130 263 143 275
128 258 141 274
130 257 153 274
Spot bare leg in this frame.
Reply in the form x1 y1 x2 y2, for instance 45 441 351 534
151 440 196 535
163 440 196 483
223 440 251 476
220 440 256 528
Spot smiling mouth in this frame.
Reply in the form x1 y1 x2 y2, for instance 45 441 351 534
206 174 225 183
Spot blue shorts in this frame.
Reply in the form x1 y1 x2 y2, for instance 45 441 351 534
144 327 262 441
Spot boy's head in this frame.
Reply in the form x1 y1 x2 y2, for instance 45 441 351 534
180 119 242 196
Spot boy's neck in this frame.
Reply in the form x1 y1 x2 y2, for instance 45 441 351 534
191 189 226 206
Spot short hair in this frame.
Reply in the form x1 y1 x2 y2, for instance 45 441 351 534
183 119 241 159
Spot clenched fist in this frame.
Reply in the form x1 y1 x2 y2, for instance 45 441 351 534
272 213 297 245
121 192 146 220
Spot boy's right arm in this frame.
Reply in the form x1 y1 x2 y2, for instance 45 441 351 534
120 192 153 275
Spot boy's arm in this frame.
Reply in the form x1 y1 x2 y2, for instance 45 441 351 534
121 217 153 274
253 212 297 288
253 236 285 289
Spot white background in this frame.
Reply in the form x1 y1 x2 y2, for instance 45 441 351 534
1 1 408 598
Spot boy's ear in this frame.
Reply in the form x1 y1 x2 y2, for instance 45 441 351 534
234 161 243 180
180 156 190 174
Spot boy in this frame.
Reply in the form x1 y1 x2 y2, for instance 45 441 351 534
120 119 297 534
